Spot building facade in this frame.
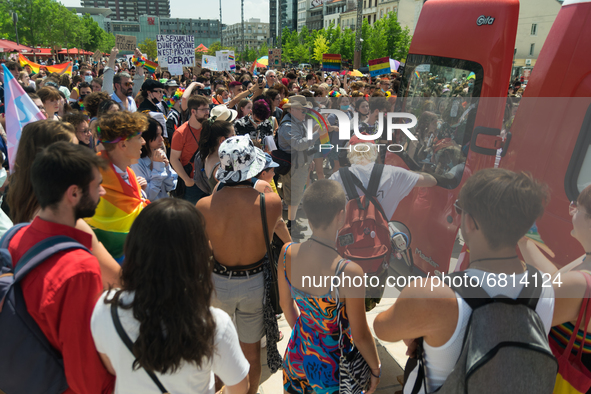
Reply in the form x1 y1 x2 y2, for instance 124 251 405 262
224 18 270 51
375 0 398 22
339 7 358 30
297 0 309 31
270 0 278 46
280 0 298 33
80 0 170 21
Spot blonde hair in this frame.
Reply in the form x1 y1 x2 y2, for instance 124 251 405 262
347 142 378 164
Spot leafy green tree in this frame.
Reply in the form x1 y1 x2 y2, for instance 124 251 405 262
258 42 268 58
138 38 157 60
383 12 411 61
81 14 105 51
291 43 310 64
99 32 116 53
366 18 388 60
312 35 329 63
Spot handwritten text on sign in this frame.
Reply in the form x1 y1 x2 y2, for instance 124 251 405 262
115 35 136 51
156 35 195 67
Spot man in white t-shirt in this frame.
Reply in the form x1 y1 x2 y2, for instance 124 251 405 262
329 136 437 220
373 168 555 393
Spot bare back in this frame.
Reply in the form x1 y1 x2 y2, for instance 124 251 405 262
197 186 282 267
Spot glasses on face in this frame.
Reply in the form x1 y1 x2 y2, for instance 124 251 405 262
124 82 134 87
154 90 165 94
454 199 479 230
80 128 92 135
196 107 209 112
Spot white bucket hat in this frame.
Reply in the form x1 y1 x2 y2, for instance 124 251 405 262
216 135 266 183
210 104 238 122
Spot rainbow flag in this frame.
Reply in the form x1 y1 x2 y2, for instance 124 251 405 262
308 108 331 156
525 222 555 258
144 59 158 74
86 151 149 261
2 64 46 171
322 54 341 72
19 54 72 75
414 70 420 79
368 57 390 78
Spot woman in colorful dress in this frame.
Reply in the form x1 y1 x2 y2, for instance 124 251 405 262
279 180 381 394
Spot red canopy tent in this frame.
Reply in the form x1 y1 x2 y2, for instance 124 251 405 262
0 39 33 53
21 48 53 57
196 44 208 53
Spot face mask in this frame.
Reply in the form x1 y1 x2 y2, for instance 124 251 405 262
79 94 87 103
327 83 333 87
151 94 161 104
84 76 92 83
223 98 230 103
340 105 350 111
381 88 387 93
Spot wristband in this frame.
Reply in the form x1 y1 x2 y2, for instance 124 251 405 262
371 365 381 378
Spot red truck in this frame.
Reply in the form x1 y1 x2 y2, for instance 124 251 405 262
385 0 591 274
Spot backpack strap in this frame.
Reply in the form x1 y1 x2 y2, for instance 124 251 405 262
366 163 385 199
110 303 170 394
12 236 88 284
341 166 389 222
0 223 29 249
339 167 364 211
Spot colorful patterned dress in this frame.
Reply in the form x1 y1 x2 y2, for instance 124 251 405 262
282 243 353 394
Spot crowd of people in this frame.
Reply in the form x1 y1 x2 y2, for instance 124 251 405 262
0 48 589 394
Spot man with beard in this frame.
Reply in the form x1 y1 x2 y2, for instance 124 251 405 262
102 48 144 112
6 141 115 394
111 72 137 112
170 95 210 204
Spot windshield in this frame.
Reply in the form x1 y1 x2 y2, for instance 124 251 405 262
395 55 484 189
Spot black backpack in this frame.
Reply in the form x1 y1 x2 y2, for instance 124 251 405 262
408 266 557 394
0 223 89 394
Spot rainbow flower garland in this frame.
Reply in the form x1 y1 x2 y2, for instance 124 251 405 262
328 90 341 98
163 87 185 108
131 55 146 67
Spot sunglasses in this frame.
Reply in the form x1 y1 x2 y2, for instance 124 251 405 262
124 82 134 87
454 199 479 230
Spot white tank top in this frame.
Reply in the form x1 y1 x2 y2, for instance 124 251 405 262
404 269 555 394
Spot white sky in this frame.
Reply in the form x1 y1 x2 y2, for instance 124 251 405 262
59 0 270 25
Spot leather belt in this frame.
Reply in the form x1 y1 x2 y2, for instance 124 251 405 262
213 259 265 277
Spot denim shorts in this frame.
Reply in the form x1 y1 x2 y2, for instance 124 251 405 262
212 271 265 344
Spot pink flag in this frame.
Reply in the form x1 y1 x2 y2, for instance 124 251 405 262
2 64 46 171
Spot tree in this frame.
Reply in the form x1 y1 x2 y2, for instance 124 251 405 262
138 38 157 60
312 35 329 63
81 14 105 51
291 43 310 64
366 18 388 61
99 32 116 54
258 42 268 58
383 11 411 61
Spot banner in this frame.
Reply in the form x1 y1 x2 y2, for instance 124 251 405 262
92 50 102 62
390 58 400 72
322 54 341 72
2 64 46 172
368 56 390 77
202 55 218 71
18 54 72 75
157 34 195 68
268 48 281 69
115 35 137 51
215 50 234 72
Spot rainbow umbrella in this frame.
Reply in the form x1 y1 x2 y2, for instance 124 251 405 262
339 69 363 77
255 56 268 68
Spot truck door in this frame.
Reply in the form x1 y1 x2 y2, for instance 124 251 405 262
384 0 519 274
499 0 591 267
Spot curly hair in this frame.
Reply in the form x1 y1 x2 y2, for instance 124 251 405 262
252 99 271 120
7 120 75 223
105 198 216 374
83 91 110 118
98 111 149 151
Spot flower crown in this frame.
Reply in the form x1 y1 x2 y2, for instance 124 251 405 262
163 87 185 108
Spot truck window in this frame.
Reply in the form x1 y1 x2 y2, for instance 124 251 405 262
565 103 591 200
396 55 484 189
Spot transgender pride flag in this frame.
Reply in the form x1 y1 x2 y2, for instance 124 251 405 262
2 64 46 171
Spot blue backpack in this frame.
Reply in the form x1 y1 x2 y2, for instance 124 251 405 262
0 223 89 394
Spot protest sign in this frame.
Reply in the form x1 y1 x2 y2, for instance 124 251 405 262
92 50 102 62
168 64 183 75
216 50 235 72
368 57 390 77
156 34 195 68
115 35 137 51
390 58 400 72
202 55 218 71
322 54 341 72
268 49 281 68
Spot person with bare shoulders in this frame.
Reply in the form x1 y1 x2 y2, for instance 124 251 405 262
519 184 591 382
279 180 381 394
196 135 283 394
